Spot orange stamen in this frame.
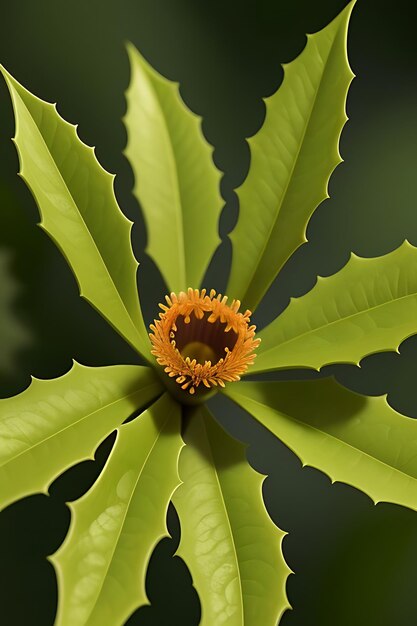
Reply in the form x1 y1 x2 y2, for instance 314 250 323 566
149 288 260 395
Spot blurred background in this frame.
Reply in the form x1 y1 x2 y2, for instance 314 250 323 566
1 0 417 624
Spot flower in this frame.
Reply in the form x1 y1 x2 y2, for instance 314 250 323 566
149 288 260 395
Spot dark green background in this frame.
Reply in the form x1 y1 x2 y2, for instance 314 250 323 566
1 0 417 624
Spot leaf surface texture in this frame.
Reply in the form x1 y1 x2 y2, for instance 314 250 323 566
253 242 417 373
227 1 354 310
224 378 417 511
52 393 183 626
0 66 151 359
172 405 290 626
124 44 223 293
0 363 161 511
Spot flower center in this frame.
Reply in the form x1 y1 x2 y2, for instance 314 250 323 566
149 288 260 397
181 340 217 364
174 312 239 361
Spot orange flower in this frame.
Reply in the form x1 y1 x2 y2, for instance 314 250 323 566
149 288 260 395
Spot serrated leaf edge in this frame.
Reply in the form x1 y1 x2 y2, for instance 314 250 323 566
50 396 184 623
229 0 356 308
253 240 416 374
123 43 223 291
0 65 152 362
224 382 417 511
0 360 161 510
123 44 186 287
173 412 293 624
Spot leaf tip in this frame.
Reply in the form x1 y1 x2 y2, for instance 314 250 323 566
125 39 137 60
0 63 12 85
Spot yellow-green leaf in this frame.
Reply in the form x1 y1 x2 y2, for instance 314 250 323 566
224 378 417 511
0 66 151 360
172 405 290 626
227 1 355 311
252 242 417 373
124 44 223 293
51 393 182 626
0 362 161 512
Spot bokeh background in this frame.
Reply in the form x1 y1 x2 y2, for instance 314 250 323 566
1 0 417 624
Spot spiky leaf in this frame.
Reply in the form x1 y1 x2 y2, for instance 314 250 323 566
227 1 355 311
0 66 151 359
224 378 417 511
252 242 417 373
52 393 182 626
124 44 223 293
0 362 161 512
172 405 290 626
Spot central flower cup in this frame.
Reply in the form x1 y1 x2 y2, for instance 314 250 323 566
149 288 260 398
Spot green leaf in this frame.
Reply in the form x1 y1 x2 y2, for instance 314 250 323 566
224 378 417 511
51 393 182 626
227 1 355 311
124 43 223 294
172 405 290 626
0 66 151 360
252 241 417 373
0 362 161 512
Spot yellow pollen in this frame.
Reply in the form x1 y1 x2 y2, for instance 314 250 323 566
181 341 217 364
149 288 261 395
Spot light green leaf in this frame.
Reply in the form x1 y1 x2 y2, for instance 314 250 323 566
0 66 151 360
224 378 417 511
227 1 355 311
51 393 182 626
252 241 417 373
124 43 223 293
172 405 290 626
0 362 161 512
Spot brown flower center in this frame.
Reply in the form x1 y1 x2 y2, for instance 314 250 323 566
149 288 260 396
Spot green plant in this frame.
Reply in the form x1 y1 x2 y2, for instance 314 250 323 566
1 1 417 624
